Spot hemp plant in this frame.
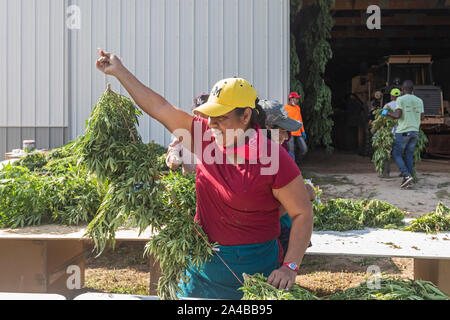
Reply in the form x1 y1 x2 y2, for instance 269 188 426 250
74 85 214 299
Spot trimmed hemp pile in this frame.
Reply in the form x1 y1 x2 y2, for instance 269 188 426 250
371 108 428 179
73 86 213 300
240 274 448 300
404 202 450 234
329 277 449 300
313 199 405 231
240 274 319 300
0 143 104 228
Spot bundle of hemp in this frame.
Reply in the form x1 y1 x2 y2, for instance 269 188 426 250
240 273 319 300
403 202 450 234
371 108 428 180
74 85 213 299
329 277 449 300
371 108 397 176
0 162 103 228
13 141 80 175
313 199 405 231
240 274 448 300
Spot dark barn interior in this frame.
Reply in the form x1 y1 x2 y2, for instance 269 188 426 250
322 0 450 153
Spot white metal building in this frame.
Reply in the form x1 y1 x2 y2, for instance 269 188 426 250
0 0 290 160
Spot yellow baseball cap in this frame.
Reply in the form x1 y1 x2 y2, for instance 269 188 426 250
193 78 258 117
390 88 401 97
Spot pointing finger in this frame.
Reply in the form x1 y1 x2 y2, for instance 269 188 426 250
97 48 111 58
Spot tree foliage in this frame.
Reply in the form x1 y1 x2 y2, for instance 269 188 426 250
291 0 335 151
289 0 304 98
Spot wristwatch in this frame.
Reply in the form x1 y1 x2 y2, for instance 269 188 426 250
282 262 299 272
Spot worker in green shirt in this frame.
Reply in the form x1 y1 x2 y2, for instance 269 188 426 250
382 80 425 189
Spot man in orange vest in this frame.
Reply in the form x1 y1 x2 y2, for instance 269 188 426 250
284 92 308 164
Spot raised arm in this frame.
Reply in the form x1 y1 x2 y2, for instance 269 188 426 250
96 49 194 139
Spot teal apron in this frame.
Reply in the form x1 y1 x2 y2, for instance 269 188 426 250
178 239 279 300
280 213 293 229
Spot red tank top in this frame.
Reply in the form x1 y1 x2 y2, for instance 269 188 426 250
191 116 301 246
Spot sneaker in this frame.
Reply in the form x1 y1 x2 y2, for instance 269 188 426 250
400 175 414 188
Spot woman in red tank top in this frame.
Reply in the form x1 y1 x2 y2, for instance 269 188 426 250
96 50 314 299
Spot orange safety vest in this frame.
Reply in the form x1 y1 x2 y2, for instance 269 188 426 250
284 104 305 136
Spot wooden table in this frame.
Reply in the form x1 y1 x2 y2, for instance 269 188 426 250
1 225 449 297
0 225 159 298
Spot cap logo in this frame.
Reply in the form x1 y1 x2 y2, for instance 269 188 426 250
211 86 223 99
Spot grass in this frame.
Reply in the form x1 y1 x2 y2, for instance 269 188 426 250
299 258 322 267
296 271 371 297
83 242 151 296
358 257 380 267
85 269 150 295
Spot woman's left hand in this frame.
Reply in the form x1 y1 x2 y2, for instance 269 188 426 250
267 266 297 291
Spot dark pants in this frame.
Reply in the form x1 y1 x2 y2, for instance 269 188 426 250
279 226 291 257
289 136 308 164
392 131 418 177
279 225 312 260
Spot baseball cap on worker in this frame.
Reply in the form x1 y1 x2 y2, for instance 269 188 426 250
259 99 302 132
390 88 401 97
288 92 301 100
193 78 258 117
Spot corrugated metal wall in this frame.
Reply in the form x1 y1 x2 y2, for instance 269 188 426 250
0 0 68 159
1 0 290 160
